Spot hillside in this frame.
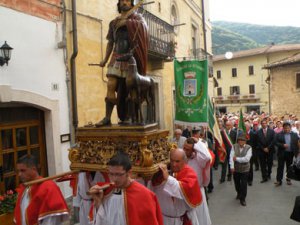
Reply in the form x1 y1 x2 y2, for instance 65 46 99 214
212 21 300 55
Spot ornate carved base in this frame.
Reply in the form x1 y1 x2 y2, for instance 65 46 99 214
69 123 172 180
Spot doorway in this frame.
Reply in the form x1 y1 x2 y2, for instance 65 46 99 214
0 106 47 194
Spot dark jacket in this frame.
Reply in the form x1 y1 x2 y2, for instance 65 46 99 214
256 128 276 152
276 131 299 156
246 129 257 149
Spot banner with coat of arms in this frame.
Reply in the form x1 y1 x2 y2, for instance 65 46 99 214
174 59 208 127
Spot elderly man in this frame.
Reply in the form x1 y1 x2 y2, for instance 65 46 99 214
150 148 202 225
183 137 212 225
230 135 252 206
172 128 187 148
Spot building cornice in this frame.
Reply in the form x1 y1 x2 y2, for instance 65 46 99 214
213 44 300 62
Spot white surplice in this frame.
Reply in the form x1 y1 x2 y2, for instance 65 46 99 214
73 172 106 225
93 190 126 225
187 141 212 225
150 176 199 225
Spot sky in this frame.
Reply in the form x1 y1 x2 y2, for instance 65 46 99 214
210 0 300 27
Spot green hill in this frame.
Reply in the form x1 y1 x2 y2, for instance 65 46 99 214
212 21 300 55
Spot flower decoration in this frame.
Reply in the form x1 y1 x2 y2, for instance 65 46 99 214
0 190 17 215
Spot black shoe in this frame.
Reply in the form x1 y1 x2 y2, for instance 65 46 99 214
208 189 213 193
227 176 232 181
260 179 268 183
240 200 247 206
248 182 252 186
236 194 240 200
274 181 282 187
219 179 225 184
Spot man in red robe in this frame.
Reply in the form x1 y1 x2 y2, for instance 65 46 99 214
95 0 149 126
89 151 163 225
150 148 202 225
14 155 69 225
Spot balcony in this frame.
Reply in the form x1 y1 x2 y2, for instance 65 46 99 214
214 94 260 104
138 8 175 60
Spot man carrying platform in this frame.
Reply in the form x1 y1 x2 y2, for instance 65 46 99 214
150 148 202 225
89 151 163 225
14 155 69 225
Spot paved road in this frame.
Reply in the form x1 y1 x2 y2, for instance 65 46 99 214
208 163 300 225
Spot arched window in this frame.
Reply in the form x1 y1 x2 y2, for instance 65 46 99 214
171 4 179 34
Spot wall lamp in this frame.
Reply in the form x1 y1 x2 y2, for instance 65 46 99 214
0 41 13 66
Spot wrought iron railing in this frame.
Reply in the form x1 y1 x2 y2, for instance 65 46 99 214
138 8 175 60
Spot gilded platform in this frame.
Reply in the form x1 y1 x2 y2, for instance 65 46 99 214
69 123 172 179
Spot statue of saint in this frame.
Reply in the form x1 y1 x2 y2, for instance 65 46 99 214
95 0 148 126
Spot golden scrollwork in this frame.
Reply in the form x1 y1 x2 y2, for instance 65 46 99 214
68 148 80 163
70 126 172 179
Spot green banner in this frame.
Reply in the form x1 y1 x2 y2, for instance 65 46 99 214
174 59 208 126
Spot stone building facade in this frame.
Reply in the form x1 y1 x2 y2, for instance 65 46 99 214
263 53 300 117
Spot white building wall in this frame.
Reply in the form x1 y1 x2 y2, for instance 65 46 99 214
0 7 72 197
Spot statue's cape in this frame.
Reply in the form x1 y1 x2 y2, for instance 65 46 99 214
126 12 149 75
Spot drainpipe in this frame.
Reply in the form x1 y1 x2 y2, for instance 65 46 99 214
71 0 78 129
201 0 207 56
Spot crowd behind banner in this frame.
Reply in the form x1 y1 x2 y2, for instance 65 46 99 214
174 110 300 221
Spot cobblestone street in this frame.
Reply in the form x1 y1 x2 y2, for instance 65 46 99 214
208 163 300 225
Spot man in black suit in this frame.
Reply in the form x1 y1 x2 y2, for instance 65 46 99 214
274 122 299 186
257 119 276 183
220 121 237 182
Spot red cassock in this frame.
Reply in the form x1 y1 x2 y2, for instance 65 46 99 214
90 181 164 225
14 179 69 225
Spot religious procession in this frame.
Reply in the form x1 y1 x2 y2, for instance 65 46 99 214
1 0 300 225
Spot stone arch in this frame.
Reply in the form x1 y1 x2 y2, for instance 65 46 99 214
0 85 64 176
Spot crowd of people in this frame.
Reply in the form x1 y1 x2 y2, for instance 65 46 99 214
173 111 300 215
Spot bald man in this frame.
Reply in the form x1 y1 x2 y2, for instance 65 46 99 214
150 149 202 225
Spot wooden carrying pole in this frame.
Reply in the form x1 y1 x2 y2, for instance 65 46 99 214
23 170 80 186
86 183 115 195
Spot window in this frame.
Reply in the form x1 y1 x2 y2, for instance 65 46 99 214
217 70 221 79
191 25 197 58
249 84 255 94
249 65 254 75
230 86 240 95
171 5 179 34
232 68 237 77
296 73 300 89
217 87 222 96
